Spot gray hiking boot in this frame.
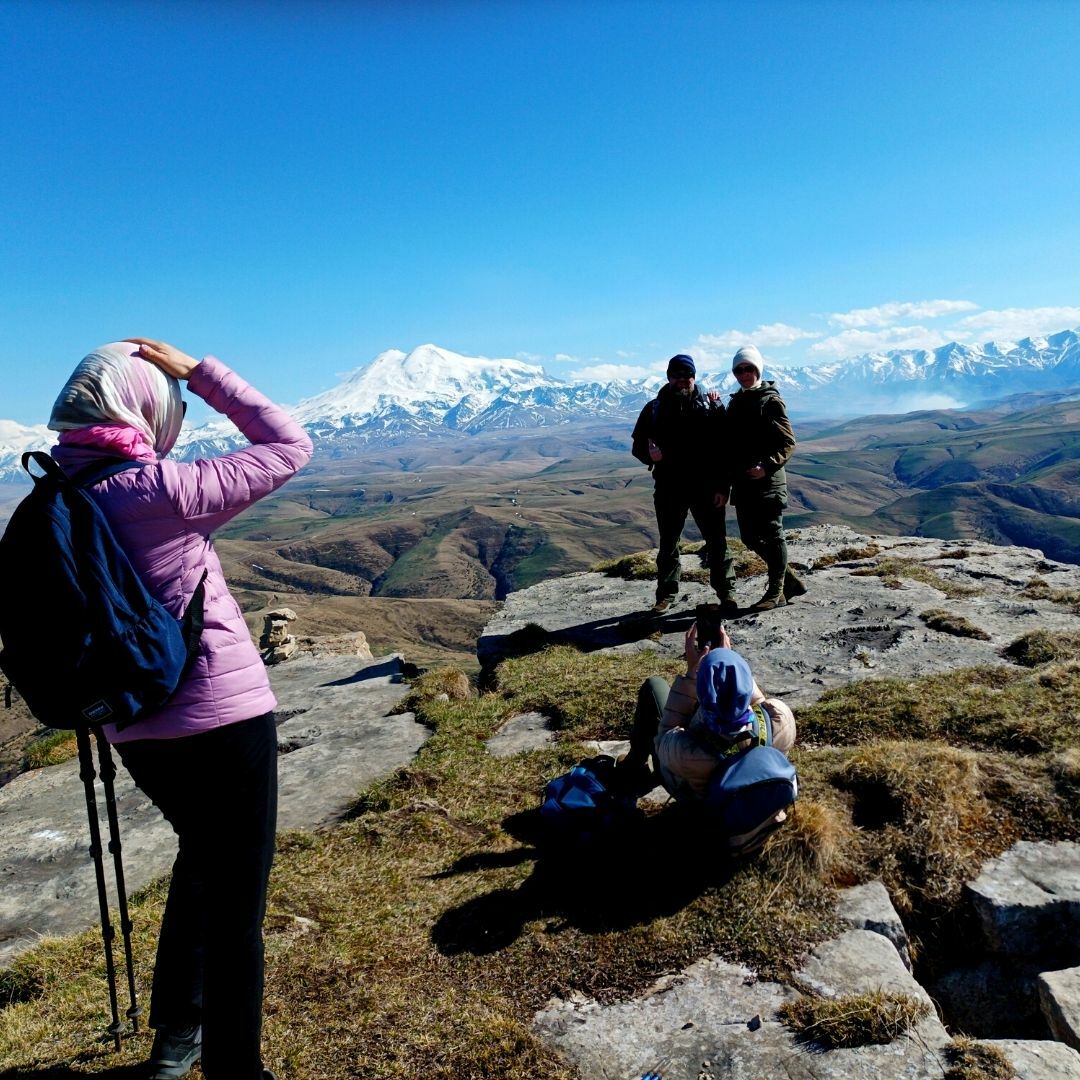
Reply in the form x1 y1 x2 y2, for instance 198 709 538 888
783 569 808 599
148 1024 202 1079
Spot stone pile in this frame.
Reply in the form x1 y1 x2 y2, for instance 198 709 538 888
260 606 298 663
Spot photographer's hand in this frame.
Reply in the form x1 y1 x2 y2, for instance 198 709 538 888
684 622 710 676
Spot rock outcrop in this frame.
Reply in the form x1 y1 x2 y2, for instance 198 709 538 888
474 525 1080 1075
478 524 1080 708
0 653 426 965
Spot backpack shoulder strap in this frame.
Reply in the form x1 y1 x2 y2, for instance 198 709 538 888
21 450 143 490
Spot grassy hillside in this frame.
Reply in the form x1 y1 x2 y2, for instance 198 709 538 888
1 632 1077 1077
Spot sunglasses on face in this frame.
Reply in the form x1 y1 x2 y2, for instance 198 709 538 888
734 365 757 375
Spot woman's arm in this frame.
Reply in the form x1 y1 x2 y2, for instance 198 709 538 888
159 355 313 527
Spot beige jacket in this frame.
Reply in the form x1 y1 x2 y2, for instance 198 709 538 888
654 673 795 800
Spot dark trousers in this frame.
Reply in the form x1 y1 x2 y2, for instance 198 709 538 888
734 490 788 586
653 484 734 600
116 713 277 1080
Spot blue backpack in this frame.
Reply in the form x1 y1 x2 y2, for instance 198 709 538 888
705 744 798 855
0 452 205 730
540 755 641 845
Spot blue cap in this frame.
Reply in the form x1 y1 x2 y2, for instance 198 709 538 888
696 648 754 735
667 353 696 377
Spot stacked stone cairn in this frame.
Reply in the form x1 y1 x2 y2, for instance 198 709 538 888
260 607 299 664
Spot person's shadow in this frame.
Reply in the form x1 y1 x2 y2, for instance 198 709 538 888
431 801 739 956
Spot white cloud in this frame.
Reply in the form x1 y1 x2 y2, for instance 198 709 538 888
809 325 956 358
570 362 656 383
954 306 1080 342
554 353 579 365
516 351 543 362
615 349 637 359
828 299 978 328
695 322 821 351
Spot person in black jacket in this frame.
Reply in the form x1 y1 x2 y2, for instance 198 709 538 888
631 354 734 613
725 345 805 610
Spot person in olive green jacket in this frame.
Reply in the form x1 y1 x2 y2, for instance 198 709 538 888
724 345 805 610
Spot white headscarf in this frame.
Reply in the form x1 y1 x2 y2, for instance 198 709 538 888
48 342 184 455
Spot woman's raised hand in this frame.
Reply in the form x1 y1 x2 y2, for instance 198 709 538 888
126 338 200 381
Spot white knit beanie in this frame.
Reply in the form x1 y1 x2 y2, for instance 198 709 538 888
732 344 764 377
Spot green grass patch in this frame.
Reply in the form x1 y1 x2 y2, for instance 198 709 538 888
779 989 929 1048
919 608 991 640
797 661 1080 753
493 645 684 740
23 729 78 770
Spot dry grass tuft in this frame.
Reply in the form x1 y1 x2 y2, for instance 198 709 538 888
852 557 982 598
944 1036 1016 1078
919 609 991 640
592 550 655 580
1022 576 1080 611
22 729 78 770
1001 629 1080 667
832 742 995 912
757 797 856 887
779 989 929 1048
394 666 472 714
813 543 881 568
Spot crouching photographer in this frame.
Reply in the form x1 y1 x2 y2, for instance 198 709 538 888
615 613 797 853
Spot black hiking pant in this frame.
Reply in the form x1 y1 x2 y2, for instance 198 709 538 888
116 713 277 1080
653 483 734 601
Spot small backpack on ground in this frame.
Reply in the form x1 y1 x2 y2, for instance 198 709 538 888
704 745 798 857
0 451 205 731
539 755 642 846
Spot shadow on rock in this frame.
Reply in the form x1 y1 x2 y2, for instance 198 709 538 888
320 656 405 686
431 804 737 956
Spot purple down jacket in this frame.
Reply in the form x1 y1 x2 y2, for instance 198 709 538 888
50 356 314 743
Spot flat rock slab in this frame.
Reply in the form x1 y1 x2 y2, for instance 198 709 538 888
834 882 912 971
485 712 557 758
478 525 1080 707
981 1038 1080 1078
1039 967 1080 1050
534 930 951 1079
966 840 1080 959
0 654 423 966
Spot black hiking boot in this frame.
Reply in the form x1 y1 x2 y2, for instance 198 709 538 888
148 1024 202 1079
613 753 657 798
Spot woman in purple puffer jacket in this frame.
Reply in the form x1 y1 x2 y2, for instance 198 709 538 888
49 338 313 1080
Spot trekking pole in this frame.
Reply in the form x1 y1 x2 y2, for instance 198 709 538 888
75 726 123 1052
93 725 141 1035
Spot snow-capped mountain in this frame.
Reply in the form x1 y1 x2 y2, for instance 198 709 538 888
3 331 1079 479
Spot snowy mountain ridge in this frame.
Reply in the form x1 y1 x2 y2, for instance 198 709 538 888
3 330 1078 478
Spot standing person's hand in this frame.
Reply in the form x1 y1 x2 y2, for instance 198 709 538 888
713 491 728 508
684 621 710 676
126 338 200 381
648 438 663 463
745 464 766 480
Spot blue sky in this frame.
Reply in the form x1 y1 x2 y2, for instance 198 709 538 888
3 0 1079 424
